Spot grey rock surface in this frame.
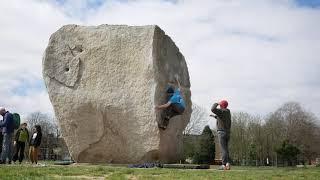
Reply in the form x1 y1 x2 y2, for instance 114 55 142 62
43 24 191 163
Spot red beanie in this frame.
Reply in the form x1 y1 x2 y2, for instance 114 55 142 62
219 100 228 108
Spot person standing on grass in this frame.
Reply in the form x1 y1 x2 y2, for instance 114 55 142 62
13 122 29 164
29 125 42 164
210 100 231 170
0 107 14 164
0 124 3 155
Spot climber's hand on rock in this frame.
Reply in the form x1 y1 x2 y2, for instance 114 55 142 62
175 74 179 81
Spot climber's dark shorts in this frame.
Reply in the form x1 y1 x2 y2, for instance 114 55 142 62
158 104 185 129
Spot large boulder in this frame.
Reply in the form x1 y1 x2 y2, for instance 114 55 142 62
43 24 192 163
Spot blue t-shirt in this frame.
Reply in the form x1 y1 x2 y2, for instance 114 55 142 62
168 89 186 109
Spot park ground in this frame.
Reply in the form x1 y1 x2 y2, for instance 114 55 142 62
0 162 319 180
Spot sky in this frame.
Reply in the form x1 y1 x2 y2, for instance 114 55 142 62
0 0 319 127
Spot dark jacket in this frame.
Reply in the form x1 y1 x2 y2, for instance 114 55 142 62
15 128 30 143
211 103 231 132
0 111 14 134
29 132 42 147
0 121 3 134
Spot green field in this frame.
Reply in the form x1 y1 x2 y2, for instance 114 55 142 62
0 163 319 180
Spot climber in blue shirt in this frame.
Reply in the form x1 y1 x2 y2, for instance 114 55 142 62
155 76 186 130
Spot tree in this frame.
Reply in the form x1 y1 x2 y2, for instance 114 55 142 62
184 104 208 135
225 102 319 166
248 143 257 160
276 140 300 166
264 111 287 166
229 112 256 165
25 112 58 136
193 126 215 164
183 135 200 162
25 112 60 160
266 102 320 165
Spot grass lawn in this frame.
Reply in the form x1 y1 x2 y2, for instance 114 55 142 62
0 162 319 180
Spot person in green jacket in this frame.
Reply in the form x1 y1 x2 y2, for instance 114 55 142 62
13 123 29 164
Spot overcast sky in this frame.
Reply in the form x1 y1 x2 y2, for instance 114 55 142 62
0 0 319 127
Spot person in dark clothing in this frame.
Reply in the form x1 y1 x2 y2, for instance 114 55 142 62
29 125 42 164
13 123 29 164
0 107 14 164
155 76 186 130
211 100 231 170
0 125 3 155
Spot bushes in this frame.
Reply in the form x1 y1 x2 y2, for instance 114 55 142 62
276 140 300 166
184 126 215 164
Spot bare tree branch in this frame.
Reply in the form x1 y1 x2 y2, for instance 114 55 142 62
183 104 208 135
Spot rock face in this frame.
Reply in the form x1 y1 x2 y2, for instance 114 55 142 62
43 25 192 163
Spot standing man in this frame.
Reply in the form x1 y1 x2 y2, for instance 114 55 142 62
211 100 231 170
0 120 3 155
0 107 14 164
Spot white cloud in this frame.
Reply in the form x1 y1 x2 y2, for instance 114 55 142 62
0 0 319 124
0 0 79 117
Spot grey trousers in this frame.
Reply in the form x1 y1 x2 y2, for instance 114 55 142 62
0 133 3 154
218 130 230 165
1 133 13 162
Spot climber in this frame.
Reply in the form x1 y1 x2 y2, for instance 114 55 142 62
155 76 186 130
